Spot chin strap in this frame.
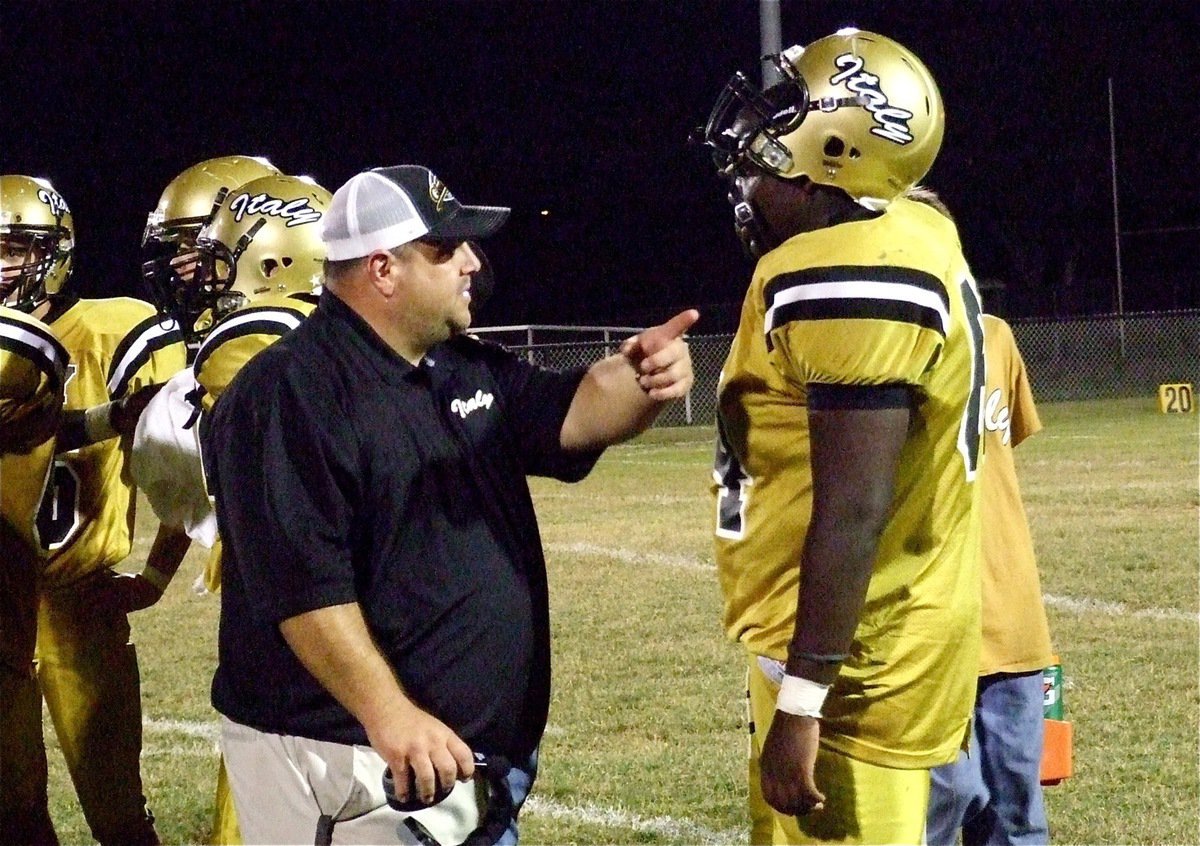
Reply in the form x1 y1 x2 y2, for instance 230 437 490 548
728 183 780 260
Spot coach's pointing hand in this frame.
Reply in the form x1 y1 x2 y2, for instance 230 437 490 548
620 308 699 400
559 309 700 452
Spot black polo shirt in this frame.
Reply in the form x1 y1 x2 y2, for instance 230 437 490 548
204 292 599 760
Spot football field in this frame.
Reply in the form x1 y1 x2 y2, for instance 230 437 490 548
45 397 1199 844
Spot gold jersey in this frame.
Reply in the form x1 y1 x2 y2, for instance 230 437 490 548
193 293 316 413
192 293 316 591
714 197 985 769
1 306 68 671
0 305 68 550
979 315 1053 674
39 297 186 586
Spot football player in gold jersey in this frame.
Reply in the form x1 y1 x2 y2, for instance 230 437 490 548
131 171 329 845
698 30 985 844
2 174 187 846
0 303 67 846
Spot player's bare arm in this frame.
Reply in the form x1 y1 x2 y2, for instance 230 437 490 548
95 523 192 613
760 397 912 817
559 308 698 451
279 602 476 806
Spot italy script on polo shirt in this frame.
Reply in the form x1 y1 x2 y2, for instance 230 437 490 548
449 388 495 419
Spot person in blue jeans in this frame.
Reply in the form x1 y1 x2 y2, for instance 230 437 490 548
925 303 1054 845
928 673 1049 845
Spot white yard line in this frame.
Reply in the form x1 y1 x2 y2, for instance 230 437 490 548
522 795 744 844
535 492 699 505
547 542 1198 623
144 718 220 741
1044 593 1198 623
545 541 715 572
602 458 701 467
143 718 565 740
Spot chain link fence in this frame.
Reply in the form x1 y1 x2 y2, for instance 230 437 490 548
477 309 1199 427
1009 310 1199 402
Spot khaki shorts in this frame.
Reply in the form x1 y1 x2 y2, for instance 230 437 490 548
220 716 484 845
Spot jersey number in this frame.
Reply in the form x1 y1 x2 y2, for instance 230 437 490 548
714 416 752 539
958 279 985 480
36 458 82 551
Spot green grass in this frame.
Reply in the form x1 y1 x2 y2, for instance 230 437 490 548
44 398 1198 844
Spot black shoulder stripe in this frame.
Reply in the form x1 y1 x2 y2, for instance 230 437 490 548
0 313 70 387
193 307 306 376
767 297 947 345
107 314 184 399
762 265 950 350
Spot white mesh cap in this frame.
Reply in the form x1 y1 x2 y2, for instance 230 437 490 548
321 165 510 261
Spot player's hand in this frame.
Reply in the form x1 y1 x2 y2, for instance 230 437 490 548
619 309 699 400
760 712 826 816
112 383 166 438
367 704 476 808
87 570 166 613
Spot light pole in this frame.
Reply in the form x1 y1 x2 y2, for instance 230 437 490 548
1108 77 1128 359
760 0 782 87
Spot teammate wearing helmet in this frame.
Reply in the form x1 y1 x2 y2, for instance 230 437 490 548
698 30 984 844
1 175 74 312
141 155 282 352
0 303 68 846
129 171 331 845
133 172 331 576
1 174 187 846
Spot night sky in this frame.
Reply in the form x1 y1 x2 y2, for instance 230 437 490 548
3 0 1197 333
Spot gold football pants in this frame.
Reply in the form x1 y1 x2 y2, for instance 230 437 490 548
0 664 58 845
37 572 159 846
210 755 242 845
747 654 931 845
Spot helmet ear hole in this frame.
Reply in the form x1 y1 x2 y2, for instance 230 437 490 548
261 258 279 278
824 137 846 158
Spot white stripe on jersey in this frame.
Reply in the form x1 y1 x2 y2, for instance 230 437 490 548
107 318 181 395
0 316 68 383
201 307 305 352
764 279 951 336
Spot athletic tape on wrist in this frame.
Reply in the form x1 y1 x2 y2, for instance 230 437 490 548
83 402 118 443
775 674 830 718
140 566 172 593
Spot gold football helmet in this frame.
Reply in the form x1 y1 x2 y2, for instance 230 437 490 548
0 175 74 312
192 174 331 321
142 155 280 340
700 29 944 210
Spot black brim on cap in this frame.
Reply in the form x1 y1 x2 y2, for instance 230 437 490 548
427 205 511 241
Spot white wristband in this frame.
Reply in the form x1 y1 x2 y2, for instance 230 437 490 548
776 674 830 718
140 566 172 593
83 402 119 443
